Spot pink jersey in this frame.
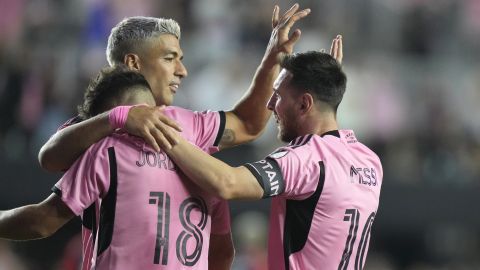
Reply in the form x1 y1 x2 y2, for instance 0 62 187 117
244 130 383 270
53 106 230 270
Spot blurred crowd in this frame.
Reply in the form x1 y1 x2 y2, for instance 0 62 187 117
0 0 479 269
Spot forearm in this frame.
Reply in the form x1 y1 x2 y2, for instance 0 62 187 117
0 205 52 240
167 138 238 199
208 233 235 270
39 111 114 172
208 250 234 270
208 249 234 270
229 59 278 138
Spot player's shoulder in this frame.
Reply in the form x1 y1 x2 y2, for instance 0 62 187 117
336 130 383 171
265 135 317 163
164 106 218 118
57 115 82 131
340 130 381 159
83 133 133 159
286 131 340 151
281 133 323 156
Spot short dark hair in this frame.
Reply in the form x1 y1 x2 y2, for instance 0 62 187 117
78 65 151 119
280 51 347 112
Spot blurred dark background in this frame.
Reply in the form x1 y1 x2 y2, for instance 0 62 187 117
0 0 479 269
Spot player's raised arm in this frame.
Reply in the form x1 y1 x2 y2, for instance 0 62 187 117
219 4 311 149
0 194 74 240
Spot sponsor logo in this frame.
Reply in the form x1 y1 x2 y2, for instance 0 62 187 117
269 150 288 159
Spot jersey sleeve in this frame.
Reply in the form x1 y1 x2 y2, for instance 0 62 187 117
164 107 225 154
210 198 231 235
192 110 225 154
57 116 82 131
51 144 110 216
244 147 321 200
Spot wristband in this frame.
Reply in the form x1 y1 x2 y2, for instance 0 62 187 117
108 105 132 129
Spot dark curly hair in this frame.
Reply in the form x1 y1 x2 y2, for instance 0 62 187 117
280 51 347 112
78 65 151 120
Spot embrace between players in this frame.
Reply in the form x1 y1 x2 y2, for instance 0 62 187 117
0 4 382 270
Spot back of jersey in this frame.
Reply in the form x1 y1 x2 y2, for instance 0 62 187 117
54 106 229 270
246 129 382 270
312 129 382 270
93 106 229 270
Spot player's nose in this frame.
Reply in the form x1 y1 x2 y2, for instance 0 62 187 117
175 60 188 78
267 94 276 111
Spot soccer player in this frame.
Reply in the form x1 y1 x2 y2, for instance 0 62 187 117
38 4 311 173
0 66 234 269
161 51 383 270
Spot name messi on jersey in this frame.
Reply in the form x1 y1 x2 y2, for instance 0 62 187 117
136 150 176 171
350 165 378 186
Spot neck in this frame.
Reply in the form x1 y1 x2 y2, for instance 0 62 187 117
299 112 338 137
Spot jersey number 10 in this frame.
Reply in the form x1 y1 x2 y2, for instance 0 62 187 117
338 209 376 270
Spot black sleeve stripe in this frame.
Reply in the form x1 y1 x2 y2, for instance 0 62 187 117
213 111 226 146
243 164 266 195
244 157 285 198
51 186 62 197
58 115 83 131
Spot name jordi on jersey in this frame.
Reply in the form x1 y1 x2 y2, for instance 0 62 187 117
135 150 177 171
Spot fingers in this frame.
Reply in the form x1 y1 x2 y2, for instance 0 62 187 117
330 37 338 59
329 35 343 64
282 3 300 20
155 107 182 131
158 114 182 132
151 128 173 150
142 130 161 152
125 105 181 151
155 121 179 146
337 35 343 64
283 29 302 49
282 8 310 30
277 8 310 52
272 5 279 28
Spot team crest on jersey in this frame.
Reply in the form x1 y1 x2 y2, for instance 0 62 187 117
269 149 288 159
345 132 358 143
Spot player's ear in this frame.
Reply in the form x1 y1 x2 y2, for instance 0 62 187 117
124 54 141 71
299 92 314 114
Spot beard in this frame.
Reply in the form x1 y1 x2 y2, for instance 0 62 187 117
276 112 300 143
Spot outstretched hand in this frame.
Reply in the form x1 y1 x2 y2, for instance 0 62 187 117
124 105 182 152
264 4 311 65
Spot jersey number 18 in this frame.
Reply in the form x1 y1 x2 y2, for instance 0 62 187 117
149 191 208 266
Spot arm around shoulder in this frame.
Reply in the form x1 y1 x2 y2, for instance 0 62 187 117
38 112 113 172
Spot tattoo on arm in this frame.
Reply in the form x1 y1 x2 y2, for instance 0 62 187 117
220 129 236 146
